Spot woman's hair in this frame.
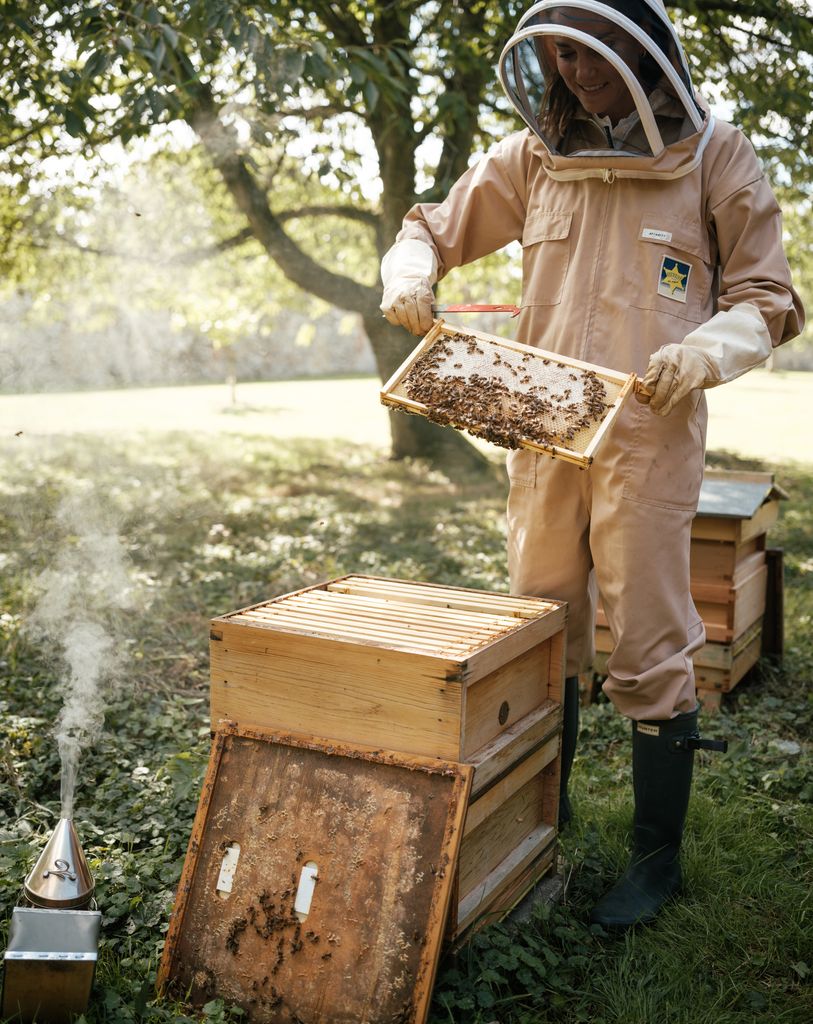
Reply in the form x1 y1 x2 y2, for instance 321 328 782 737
537 0 678 137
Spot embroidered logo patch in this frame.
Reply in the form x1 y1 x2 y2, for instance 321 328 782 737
637 723 660 737
658 256 691 303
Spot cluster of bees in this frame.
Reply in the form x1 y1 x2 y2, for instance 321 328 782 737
402 331 610 451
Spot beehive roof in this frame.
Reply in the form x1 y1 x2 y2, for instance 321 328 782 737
697 470 788 520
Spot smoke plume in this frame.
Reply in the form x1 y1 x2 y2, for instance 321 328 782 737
27 491 136 818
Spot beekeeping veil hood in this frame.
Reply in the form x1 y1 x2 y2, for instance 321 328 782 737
498 0 713 172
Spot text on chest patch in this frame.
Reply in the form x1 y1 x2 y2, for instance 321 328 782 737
642 227 673 242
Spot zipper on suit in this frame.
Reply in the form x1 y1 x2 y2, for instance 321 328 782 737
581 177 616 362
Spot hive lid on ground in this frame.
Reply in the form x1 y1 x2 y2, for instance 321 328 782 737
212 574 563 662
157 725 472 1024
696 469 788 519
380 320 637 469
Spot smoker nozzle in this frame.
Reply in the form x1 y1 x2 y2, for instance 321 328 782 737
23 817 95 909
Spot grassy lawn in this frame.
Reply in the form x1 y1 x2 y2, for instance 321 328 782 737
2 367 811 463
0 373 811 1022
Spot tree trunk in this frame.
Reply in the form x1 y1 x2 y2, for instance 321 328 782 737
362 312 494 475
189 97 493 475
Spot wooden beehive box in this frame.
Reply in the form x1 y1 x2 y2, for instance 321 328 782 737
158 726 472 1024
593 470 785 710
595 619 762 696
209 575 566 941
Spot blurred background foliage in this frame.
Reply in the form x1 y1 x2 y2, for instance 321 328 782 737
0 2 810 412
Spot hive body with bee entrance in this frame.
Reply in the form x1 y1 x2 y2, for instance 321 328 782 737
381 321 637 468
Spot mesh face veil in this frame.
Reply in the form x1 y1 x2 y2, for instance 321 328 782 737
498 0 705 157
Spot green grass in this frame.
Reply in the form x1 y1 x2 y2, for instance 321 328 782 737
0 423 811 1022
1 366 812 464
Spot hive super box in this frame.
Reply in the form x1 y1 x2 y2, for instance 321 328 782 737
209 575 566 940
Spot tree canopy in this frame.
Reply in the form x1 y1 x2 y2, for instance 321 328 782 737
2 1 811 461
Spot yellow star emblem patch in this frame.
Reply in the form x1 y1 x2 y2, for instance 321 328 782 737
662 264 687 294
658 256 692 303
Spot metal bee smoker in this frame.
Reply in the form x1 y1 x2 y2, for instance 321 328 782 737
2 817 101 1024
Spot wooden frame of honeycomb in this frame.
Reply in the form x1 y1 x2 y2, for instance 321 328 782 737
381 320 637 469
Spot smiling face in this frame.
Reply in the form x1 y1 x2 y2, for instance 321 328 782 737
549 13 644 123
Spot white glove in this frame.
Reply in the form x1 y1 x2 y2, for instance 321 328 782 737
642 303 772 416
380 238 438 335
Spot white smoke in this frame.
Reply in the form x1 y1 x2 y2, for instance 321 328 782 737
27 491 136 818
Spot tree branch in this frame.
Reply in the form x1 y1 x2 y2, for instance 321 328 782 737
25 236 168 263
728 24 811 52
181 205 379 262
187 90 377 315
311 1 369 47
24 223 256 266
431 7 491 199
366 7 421 243
177 227 255 263
677 3 813 53
1 118 56 153
279 204 379 228
25 200 380 269
276 103 359 121
675 0 812 25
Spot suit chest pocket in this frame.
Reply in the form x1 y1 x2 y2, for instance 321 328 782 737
520 209 572 307
625 218 714 325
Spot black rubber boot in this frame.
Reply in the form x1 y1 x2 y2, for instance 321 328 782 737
558 675 580 829
590 706 699 929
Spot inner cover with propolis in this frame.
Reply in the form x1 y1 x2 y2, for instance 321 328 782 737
157 724 472 1024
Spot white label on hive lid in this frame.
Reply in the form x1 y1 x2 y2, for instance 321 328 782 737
216 842 241 897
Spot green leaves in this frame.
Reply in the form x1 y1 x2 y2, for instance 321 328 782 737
82 50 111 81
2 0 812 226
64 108 86 137
433 905 608 1020
161 23 179 49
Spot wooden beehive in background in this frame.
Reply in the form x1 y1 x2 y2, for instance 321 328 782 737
593 470 785 711
210 575 566 941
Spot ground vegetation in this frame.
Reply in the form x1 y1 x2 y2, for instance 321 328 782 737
0 421 810 1022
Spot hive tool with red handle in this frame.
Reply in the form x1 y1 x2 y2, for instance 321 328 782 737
431 303 521 317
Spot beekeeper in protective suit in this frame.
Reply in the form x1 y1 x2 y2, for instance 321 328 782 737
380 0 804 929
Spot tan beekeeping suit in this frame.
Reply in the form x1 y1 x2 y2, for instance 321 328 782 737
390 69 802 717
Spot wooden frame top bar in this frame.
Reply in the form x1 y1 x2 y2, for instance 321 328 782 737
212 574 566 667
